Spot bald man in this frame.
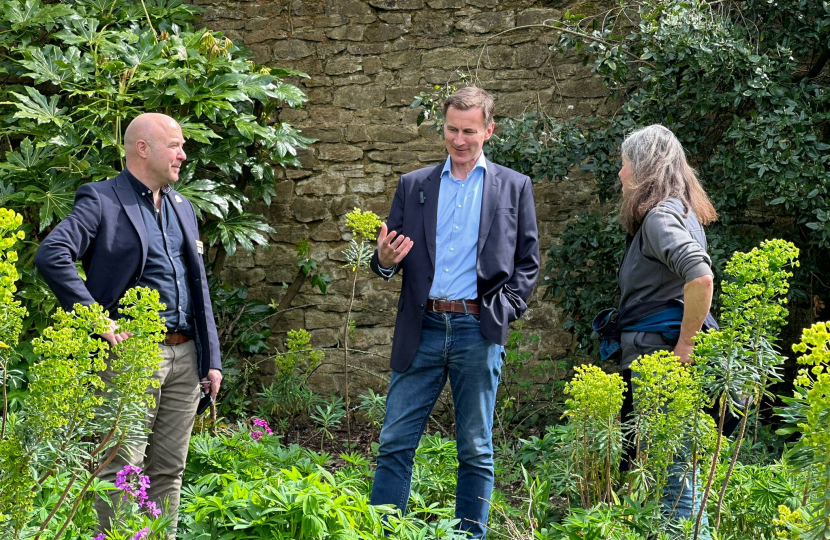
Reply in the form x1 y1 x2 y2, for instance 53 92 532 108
35 113 222 535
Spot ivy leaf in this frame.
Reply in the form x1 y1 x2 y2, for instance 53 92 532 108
8 87 68 127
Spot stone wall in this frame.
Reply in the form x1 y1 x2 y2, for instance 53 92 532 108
195 0 616 395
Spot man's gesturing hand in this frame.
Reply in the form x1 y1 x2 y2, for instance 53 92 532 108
377 222 413 268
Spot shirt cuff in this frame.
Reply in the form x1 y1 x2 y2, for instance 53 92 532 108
378 264 396 278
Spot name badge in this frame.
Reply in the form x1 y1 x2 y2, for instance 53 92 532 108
195 240 204 255
175 194 183 203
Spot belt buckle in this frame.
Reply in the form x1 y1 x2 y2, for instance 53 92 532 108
432 298 448 313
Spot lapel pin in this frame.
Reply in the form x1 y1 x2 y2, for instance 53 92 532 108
174 194 183 203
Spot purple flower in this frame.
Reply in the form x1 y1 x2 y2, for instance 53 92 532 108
115 464 150 506
92 534 107 540
250 430 263 441
130 527 151 540
145 500 162 518
252 418 273 435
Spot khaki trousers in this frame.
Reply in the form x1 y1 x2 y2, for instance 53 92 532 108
95 340 199 536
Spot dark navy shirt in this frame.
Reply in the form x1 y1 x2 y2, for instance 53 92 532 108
126 169 194 335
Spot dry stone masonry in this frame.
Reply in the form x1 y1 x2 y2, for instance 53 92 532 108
195 0 616 395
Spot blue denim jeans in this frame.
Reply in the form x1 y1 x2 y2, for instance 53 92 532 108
371 310 503 539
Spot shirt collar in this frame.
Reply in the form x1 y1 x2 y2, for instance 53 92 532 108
125 168 171 199
441 152 488 181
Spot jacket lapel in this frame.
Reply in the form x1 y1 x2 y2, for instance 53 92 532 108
422 163 442 270
477 159 499 257
112 172 148 273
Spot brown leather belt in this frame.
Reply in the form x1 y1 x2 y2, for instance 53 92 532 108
164 332 192 345
426 299 480 315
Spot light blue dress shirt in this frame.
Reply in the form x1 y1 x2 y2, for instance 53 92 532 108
429 153 485 300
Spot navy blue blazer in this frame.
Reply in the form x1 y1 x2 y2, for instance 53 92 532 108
370 159 540 372
34 171 221 378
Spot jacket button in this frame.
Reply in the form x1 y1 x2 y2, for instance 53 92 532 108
418 304 424 310
427 276 433 282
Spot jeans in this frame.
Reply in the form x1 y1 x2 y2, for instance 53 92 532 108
371 310 503 539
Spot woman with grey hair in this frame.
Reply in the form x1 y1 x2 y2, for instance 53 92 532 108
616 124 717 533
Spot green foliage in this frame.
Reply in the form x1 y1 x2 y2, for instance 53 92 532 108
181 427 467 540
344 207 382 272
783 321 830 540
0 0 312 342
310 395 346 453
629 351 713 502
563 364 626 507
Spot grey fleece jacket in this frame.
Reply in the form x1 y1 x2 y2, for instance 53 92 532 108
618 198 713 369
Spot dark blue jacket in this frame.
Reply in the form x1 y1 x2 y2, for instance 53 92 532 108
370 159 540 372
34 171 221 377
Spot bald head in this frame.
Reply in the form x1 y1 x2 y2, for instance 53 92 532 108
124 113 186 191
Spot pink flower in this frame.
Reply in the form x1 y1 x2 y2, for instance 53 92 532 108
250 430 263 441
252 418 273 435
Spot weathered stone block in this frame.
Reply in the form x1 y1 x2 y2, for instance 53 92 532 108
427 0 464 7
310 328 340 348
346 124 370 142
253 243 297 267
369 0 424 9
243 4 286 19
305 87 333 105
347 42 392 55
223 267 265 287
306 309 347 330
456 11 515 33
481 45 516 69
516 8 562 27
269 223 309 244
466 0 498 7
367 124 419 142
309 106 354 125
332 195 363 216
363 56 383 75
316 42 349 58
314 14 350 27
365 22 408 42
385 85 424 107
295 174 347 196
225 249 255 268
349 176 387 194
327 25 365 41
293 27 328 42
272 39 317 60
516 43 550 68
378 12 412 25
317 143 364 161
392 37 414 51
332 74 372 85
311 220 345 241
379 50 418 69
366 150 414 164
329 164 366 178
325 56 363 75
333 85 386 109
411 12 454 36
291 197 330 222
413 37 454 49
326 0 377 24
301 126 343 143
420 47 475 68
495 68 538 80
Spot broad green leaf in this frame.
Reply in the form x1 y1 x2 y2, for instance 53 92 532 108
23 174 77 230
8 87 67 127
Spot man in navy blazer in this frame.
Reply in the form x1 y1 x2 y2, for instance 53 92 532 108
34 113 221 535
369 87 540 538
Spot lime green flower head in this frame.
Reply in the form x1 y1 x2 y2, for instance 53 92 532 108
346 208 382 241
